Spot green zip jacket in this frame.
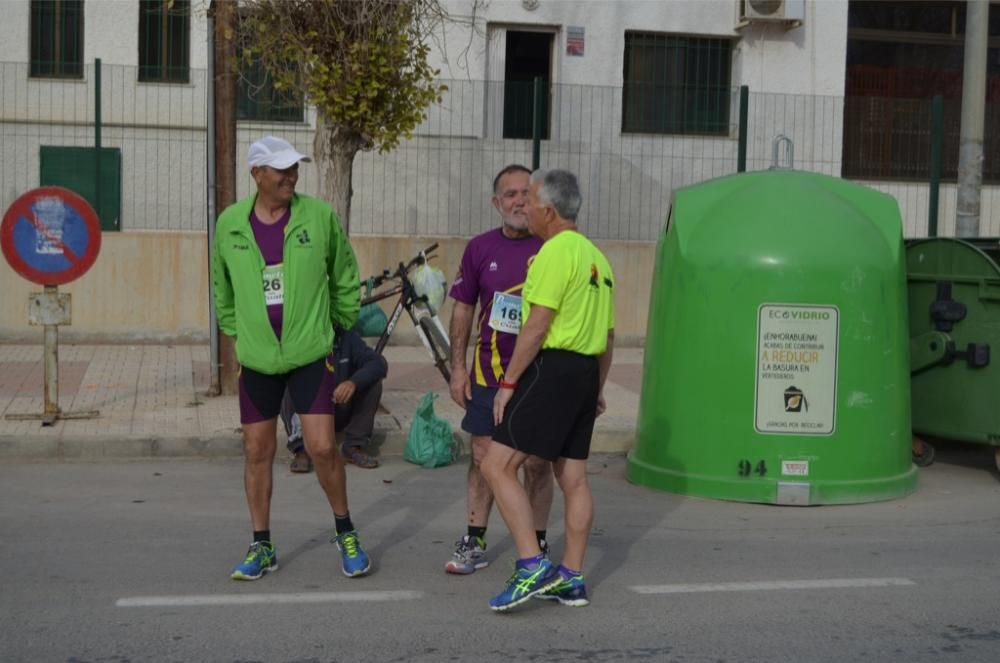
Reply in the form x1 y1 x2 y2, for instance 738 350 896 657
212 193 360 375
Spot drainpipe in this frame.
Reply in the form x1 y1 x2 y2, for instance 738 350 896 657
955 0 989 238
206 6 219 395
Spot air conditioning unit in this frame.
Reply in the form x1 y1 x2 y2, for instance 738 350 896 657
737 0 805 28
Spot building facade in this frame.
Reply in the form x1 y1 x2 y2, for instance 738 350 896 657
0 0 997 340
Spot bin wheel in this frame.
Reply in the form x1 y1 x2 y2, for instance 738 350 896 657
912 436 935 467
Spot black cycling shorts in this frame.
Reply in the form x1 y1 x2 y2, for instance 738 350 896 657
493 349 599 461
238 353 336 425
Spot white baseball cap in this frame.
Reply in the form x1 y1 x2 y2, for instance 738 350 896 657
247 135 312 171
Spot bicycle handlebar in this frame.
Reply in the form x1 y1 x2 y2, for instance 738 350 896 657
404 243 439 271
360 244 440 290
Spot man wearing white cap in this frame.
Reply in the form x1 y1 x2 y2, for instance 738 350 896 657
212 135 371 581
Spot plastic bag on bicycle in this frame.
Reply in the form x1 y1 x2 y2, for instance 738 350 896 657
355 277 389 337
410 263 447 314
355 303 388 337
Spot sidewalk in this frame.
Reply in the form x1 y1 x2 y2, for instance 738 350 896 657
0 344 642 460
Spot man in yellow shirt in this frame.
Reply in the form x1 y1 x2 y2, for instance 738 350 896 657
481 169 615 612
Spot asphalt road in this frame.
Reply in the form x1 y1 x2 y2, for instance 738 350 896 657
2 444 999 663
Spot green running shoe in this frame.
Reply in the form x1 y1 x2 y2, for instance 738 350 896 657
489 558 559 612
536 572 590 606
231 541 278 580
334 530 371 577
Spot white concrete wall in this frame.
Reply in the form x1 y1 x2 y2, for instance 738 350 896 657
0 231 212 343
83 1 139 67
0 0 210 68
434 0 848 95
0 233 655 344
736 0 848 96
0 2 31 61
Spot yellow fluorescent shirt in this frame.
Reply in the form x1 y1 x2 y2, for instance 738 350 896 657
523 230 615 355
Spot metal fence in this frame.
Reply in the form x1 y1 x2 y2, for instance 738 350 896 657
1 60 207 232
2 59 998 240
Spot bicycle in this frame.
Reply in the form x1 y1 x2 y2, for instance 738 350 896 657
359 243 452 384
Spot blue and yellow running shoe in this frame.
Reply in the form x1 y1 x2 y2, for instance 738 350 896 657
536 571 590 606
334 530 371 577
488 558 559 612
231 541 278 580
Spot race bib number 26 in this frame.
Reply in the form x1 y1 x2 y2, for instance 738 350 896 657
262 263 284 307
489 291 522 334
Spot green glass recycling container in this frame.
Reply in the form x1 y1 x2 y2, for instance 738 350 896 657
627 170 917 505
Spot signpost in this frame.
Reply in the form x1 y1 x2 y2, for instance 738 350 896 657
2 186 102 425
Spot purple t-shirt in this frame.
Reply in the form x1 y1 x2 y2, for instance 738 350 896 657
249 208 290 339
449 228 543 387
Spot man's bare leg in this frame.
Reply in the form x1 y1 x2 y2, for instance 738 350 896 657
467 435 494 528
480 441 540 559
449 434 529 574
553 457 593 572
522 456 554 533
299 413 348 515
300 412 371 576
242 418 278 531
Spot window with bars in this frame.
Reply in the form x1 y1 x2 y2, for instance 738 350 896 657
30 0 84 79
139 0 190 83
237 56 305 123
236 13 304 124
843 1 1000 183
622 32 733 136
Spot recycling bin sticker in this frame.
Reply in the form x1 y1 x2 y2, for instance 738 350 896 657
754 304 839 435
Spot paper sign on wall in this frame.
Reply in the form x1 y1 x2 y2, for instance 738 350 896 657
567 26 584 56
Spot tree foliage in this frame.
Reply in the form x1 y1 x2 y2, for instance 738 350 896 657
240 0 448 155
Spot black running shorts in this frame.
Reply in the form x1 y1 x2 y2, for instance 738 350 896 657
493 349 599 461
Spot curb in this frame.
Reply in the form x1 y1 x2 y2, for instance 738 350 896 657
0 430 635 461
0 435 245 460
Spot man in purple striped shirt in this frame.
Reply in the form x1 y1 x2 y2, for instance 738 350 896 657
444 164 554 575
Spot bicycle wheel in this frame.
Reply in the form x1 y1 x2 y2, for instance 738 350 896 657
418 315 452 383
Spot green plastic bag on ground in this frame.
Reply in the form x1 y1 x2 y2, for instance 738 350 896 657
404 392 458 468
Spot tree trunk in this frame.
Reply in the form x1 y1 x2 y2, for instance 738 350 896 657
213 0 239 396
313 114 364 235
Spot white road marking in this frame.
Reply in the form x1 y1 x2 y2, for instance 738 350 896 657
116 590 422 608
629 577 915 595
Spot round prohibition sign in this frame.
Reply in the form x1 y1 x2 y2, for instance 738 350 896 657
1 186 102 286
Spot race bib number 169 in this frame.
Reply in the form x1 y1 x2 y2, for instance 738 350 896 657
489 291 522 334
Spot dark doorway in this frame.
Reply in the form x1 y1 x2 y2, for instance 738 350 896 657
503 31 553 140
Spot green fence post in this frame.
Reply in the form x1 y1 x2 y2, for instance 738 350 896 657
94 57 102 225
532 76 543 170
737 85 749 173
736 85 750 173
928 94 943 238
